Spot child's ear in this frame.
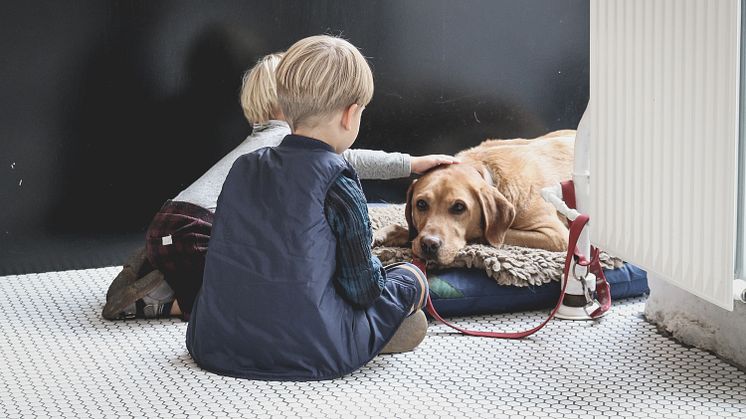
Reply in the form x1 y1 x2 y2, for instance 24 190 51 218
341 104 360 131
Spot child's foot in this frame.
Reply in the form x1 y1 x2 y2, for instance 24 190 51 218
102 269 174 320
105 247 148 302
380 310 428 354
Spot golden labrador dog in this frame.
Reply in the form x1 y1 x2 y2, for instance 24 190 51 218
377 130 575 264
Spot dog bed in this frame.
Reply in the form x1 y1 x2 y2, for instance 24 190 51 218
423 263 648 317
368 204 649 316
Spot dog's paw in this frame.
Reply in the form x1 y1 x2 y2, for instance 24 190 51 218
373 224 410 248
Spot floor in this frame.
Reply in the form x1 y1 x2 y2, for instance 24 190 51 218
1 267 745 418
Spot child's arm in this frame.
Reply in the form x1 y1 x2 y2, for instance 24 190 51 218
324 174 386 308
341 149 409 180
342 149 457 179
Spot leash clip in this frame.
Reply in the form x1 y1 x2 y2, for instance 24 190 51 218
580 278 605 319
573 259 600 317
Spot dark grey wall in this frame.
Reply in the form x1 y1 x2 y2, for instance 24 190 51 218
0 0 589 275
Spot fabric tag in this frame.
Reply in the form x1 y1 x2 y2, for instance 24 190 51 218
161 235 173 246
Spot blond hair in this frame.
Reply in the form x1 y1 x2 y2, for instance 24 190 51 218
240 52 284 125
276 35 374 129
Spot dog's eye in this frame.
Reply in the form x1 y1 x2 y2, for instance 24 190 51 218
416 200 428 211
450 202 466 214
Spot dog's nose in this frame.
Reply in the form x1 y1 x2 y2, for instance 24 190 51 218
421 236 442 257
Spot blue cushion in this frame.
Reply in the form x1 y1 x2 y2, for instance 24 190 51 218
427 263 648 317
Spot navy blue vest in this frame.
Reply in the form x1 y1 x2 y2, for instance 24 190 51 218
186 135 398 381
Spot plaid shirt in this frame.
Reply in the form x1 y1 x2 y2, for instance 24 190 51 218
324 173 386 308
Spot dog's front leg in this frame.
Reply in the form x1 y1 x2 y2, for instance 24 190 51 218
503 223 569 252
373 224 410 247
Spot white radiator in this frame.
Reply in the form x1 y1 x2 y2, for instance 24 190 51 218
589 0 741 310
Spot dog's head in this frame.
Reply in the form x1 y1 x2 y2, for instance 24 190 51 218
405 162 515 264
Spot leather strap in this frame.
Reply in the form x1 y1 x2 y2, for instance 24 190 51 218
561 180 577 210
587 248 612 318
560 180 612 319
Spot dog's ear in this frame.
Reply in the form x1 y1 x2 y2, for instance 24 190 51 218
474 162 494 187
404 179 418 240
478 186 515 247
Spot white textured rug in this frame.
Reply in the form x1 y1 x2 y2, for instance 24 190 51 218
1 267 745 418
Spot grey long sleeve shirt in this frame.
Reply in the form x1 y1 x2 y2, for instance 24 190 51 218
174 120 411 211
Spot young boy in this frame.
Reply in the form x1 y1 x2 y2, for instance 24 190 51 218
103 51 453 322
186 35 432 380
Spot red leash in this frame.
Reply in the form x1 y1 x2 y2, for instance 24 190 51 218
561 180 611 319
414 180 611 338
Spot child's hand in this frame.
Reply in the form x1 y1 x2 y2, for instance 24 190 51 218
411 154 459 174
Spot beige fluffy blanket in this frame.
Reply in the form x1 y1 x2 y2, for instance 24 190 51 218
370 205 623 287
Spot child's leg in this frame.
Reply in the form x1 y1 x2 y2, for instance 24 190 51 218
389 263 429 314
156 269 205 321
103 200 212 321
143 200 213 321
379 263 429 354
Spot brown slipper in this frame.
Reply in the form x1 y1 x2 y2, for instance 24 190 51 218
102 269 165 320
380 309 428 354
105 247 148 302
